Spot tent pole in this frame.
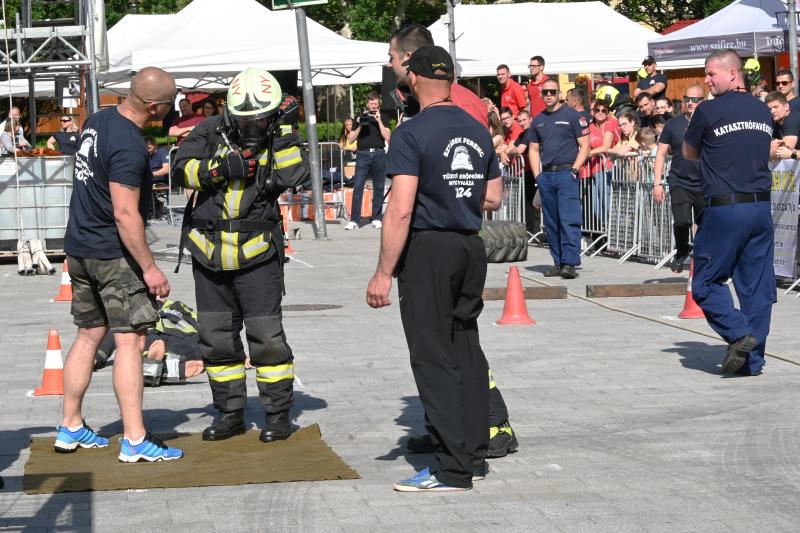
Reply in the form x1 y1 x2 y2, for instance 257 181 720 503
789 4 799 94
349 85 354 117
294 6 327 239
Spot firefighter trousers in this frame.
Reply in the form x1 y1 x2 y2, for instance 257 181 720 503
192 255 293 414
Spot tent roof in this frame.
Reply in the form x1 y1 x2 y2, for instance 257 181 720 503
105 0 386 85
648 0 789 67
428 2 660 76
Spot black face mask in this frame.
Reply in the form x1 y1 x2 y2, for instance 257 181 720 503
234 117 268 153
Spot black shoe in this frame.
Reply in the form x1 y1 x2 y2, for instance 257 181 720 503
259 412 294 443
670 253 690 274
202 410 246 441
487 421 519 458
473 461 490 481
560 264 578 279
722 335 757 374
405 433 435 453
543 265 562 277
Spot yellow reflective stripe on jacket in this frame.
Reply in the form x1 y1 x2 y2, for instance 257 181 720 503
223 179 245 219
488 369 496 389
242 234 270 259
273 146 302 169
184 159 203 190
206 364 246 382
280 125 292 135
188 229 214 259
256 363 294 383
220 231 239 270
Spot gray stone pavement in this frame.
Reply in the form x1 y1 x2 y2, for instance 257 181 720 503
0 218 798 532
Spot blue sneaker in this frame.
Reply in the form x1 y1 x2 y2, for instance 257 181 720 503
118 431 183 463
393 467 470 492
54 421 109 453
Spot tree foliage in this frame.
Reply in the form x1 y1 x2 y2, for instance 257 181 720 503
603 0 736 33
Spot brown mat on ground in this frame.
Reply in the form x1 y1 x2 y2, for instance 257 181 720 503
24 424 359 494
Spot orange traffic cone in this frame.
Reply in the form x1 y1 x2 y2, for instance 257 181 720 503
495 266 536 326
34 329 64 396
678 260 705 319
53 259 72 302
282 212 295 254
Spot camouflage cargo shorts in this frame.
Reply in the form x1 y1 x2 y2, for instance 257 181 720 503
67 255 159 333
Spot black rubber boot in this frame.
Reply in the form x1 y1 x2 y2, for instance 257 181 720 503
259 412 293 443
202 410 246 441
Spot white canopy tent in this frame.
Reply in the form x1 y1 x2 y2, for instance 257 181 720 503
101 0 387 88
648 0 790 69
427 2 660 76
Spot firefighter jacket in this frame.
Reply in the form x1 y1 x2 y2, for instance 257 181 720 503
174 115 308 272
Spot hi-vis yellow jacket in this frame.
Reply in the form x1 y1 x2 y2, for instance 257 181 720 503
174 115 308 272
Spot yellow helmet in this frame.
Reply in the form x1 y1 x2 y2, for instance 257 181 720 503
743 58 760 73
227 67 282 121
595 85 619 108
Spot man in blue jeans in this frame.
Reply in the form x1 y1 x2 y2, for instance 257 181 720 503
526 78 590 278
345 91 392 230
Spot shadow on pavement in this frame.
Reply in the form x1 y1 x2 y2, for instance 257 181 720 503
374 395 428 471
662 341 724 375
0 426 93 531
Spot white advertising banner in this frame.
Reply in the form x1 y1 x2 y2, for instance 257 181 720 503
770 160 799 279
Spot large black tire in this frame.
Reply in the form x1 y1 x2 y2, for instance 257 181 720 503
480 220 528 263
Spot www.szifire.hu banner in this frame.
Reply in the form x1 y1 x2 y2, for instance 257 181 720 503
770 160 799 279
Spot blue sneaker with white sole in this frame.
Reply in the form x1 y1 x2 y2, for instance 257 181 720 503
118 431 183 463
393 467 470 492
54 421 109 453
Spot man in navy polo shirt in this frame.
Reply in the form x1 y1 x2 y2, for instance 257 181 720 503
527 78 590 279
367 45 502 492
683 49 776 376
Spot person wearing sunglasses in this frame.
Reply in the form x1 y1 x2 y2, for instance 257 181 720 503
653 84 705 274
634 55 667 101
527 78 590 279
46 114 80 155
58 66 183 463
581 102 619 226
527 55 549 118
774 69 800 114
683 49 775 377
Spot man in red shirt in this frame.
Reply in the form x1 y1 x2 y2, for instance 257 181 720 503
168 97 203 146
500 106 523 146
497 64 527 117
527 55 549 118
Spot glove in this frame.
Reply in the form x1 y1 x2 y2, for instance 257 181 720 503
279 95 300 124
199 149 257 187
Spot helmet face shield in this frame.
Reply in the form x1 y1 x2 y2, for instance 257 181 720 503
234 116 269 152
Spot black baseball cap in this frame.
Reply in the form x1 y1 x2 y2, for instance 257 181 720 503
642 55 656 65
404 45 454 80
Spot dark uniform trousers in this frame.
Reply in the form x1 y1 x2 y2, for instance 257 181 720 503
692 199 776 375
192 254 294 413
398 230 490 489
669 186 705 257
538 169 582 266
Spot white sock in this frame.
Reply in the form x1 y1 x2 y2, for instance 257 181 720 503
67 424 83 432
128 435 145 446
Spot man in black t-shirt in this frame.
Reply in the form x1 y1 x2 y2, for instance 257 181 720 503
683 49 776 377
653 83 705 273
635 56 668 101
527 78 590 279
58 67 183 462
636 92 657 129
345 91 391 230
367 45 502 492
765 91 800 160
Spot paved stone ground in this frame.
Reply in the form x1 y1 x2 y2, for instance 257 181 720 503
1 218 798 532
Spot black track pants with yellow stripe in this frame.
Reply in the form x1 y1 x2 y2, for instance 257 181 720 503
192 255 293 414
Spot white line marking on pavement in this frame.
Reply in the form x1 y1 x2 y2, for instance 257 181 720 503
288 256 314 268
295 375 304 389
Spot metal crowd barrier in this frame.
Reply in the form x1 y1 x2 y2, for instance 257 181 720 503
485 154 526 225
280 141 346 221
578 156 612 256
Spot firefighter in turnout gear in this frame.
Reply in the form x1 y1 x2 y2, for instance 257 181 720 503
174 68 309 442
